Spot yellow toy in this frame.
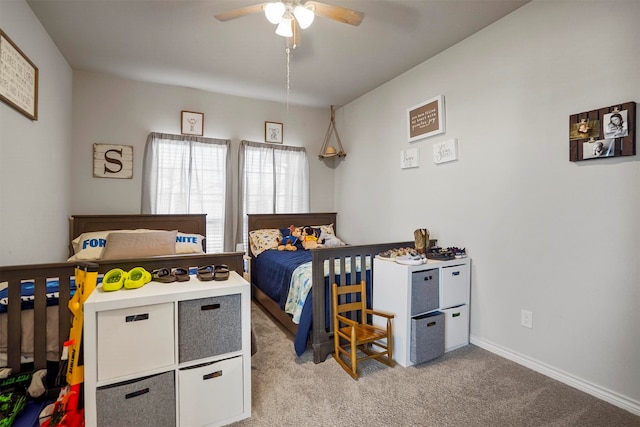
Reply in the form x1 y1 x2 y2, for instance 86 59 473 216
66 263 98 386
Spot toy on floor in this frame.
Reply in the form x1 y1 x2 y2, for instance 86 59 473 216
0 369 48 427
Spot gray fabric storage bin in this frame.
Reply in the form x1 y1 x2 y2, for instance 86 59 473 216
411 269 439 316
410 311 444 365
96 371 176 427
179 294 242 362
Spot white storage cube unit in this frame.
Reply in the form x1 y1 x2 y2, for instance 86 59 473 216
84 272 252 427
442 304 469 351
97 302 175 381
373 257 471 367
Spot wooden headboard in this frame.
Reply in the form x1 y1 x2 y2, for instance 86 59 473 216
68 214 207 258
247 212 337 246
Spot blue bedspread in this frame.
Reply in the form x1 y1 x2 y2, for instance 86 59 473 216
0 280 77 314
252 250 312 308
252 249 372 357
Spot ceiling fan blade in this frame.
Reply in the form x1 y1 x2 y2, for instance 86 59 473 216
214 3 267 22
305 1 364 26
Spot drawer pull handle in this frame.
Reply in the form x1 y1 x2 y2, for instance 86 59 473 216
203 370 223 380
423 276 432 281
452 312 461 318
427 321 436 327
201 303 221 311
452 271 460 276
125 313 149 322
125 388 149 399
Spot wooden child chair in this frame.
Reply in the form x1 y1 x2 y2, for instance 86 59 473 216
331 281 395 379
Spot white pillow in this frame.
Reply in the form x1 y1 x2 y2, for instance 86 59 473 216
69 230 134 261
68 229 205 261
176 232 205 254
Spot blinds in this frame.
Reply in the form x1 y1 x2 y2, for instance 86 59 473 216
142 132 231 253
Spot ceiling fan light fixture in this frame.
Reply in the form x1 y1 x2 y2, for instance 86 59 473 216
275 16 293 37
265 2 286 24
293 5 314 29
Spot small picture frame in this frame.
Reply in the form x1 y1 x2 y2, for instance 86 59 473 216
181 111 204 136
265 121 283 143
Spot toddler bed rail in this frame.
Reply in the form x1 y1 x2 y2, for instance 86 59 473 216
1 213 244 375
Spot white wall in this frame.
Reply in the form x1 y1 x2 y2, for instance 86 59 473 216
0 0 73 264
72 71 334 244
336 0 639 413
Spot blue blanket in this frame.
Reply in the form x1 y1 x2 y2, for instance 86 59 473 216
0 280 77 314
252 250 312 308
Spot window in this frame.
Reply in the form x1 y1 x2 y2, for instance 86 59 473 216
237 140 309 252
142 132 232 253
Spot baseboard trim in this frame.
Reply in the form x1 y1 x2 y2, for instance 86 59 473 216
470 335 640 416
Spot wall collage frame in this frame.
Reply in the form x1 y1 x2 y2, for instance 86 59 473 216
569 102 636 162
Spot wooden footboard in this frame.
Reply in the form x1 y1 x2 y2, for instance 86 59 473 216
246 212 416 363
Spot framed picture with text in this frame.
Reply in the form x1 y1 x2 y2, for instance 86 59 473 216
181 111 204 136
0 29 39 120
407 95 445 142
265 121 283 143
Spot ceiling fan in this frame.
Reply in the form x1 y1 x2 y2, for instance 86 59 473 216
215 1 364 48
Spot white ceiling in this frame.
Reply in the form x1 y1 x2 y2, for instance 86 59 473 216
26 0 530 108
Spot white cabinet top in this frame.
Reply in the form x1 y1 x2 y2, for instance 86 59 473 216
85 271 249 311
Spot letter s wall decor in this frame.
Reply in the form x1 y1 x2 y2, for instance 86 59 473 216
93 143 133 179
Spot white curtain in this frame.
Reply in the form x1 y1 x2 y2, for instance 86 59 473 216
237 140 309 250
141 132 232 252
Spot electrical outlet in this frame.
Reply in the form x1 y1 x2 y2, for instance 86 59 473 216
521 309 533 329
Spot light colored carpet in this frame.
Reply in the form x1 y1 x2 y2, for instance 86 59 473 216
232 302 640 426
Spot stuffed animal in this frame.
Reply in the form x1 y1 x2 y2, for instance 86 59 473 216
300 226 319 250
320 232 345 247
278 225 298 251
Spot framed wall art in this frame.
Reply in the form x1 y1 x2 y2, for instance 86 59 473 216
433 138 458 164
181 111 204 136
407 95 445 142
0 29 38 120
569 101 636 162
265 121 283 143
93 144 133 179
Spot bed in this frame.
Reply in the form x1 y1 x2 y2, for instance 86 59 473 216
0 214 244 376
247 213 413 363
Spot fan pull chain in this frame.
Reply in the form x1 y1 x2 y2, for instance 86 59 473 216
286 46 291 125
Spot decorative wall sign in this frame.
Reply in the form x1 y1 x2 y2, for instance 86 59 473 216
0 29 38 120
93 144 133 179
265 121 283 143
181 111 204 136
407 95 445 142
400 147 419 169
433 138 458 164
569 102 636 162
